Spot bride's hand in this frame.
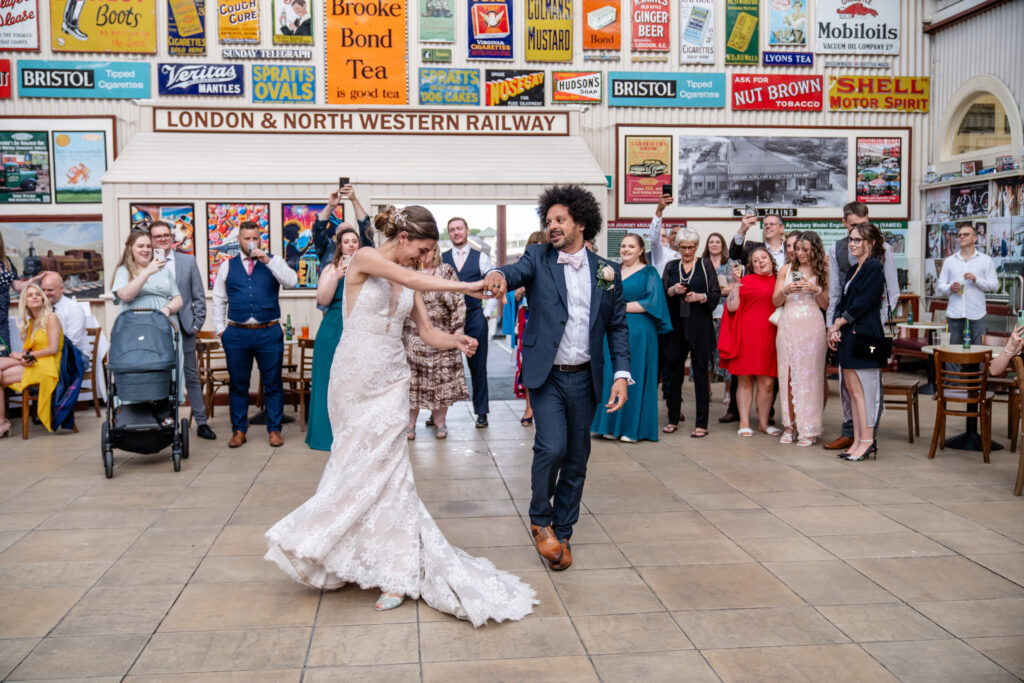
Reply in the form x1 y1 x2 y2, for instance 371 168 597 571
463 279 488 300
454 333 478 357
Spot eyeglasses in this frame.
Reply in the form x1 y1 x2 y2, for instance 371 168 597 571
678 245 697 251
957 233 973 238
848 237 866 244
150 232 172 240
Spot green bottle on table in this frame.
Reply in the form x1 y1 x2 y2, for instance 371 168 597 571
963 319 971 349
285 314 294 341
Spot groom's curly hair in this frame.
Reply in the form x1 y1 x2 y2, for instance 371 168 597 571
537 185 603 241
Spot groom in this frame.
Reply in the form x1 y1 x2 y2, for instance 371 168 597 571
483 185 631 571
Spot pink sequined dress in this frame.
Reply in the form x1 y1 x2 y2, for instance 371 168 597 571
777 269 826 438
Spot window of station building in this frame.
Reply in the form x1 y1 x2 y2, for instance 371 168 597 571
952 93 1012 155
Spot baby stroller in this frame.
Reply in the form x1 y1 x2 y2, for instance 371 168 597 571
100 309 188 478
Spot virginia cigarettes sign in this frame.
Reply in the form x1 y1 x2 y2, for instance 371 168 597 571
732 73 823 111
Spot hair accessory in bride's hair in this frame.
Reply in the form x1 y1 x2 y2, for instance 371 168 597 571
394 210 409 231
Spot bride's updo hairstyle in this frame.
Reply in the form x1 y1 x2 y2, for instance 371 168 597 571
374 205 440 242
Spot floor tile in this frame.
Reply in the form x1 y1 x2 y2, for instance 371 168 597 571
772 505 908 536
596 511 727 544
703 644 897 682
550 568 662 616
131 628 311 674
863 639 1018 683
126 669 301 682
573 612 691 654
965 636 1024 679
849 557 1024 602
913 597 1024 637
928 530 1024 555
160 581 320 631
434 516 531 547
0 638 39 679
590 651 717 683
811 532 952 559
700 509 801 539
423 656 598 683
0 528 143 563
967 552 1024 585
0 560 112 588
735 537 834 562
52 584 182 636
192 556 284 583
208 525 269 557
941 501 1024 530
639 564 803 611
875 503 986 533
618 540 752 566
9 634 149 679
0 587 88 637
305 664 420 683
315 587 418 626
764 561 897 605
419 617 584 662
817 604 951 642
674 606 848 649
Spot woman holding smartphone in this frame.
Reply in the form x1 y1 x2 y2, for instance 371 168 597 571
306 227 360 451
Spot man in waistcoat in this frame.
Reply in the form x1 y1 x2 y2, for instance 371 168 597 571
212 221 298 448
823 201 900 451
149 221 216 440
442 217 491 427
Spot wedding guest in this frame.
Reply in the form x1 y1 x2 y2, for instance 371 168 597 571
306 227 360 451
647 193 679 276
0 284 63 436
784 231 802 264
703 232 733 393
989 324 1024 376
514 231 549 425
212 221 298 448
148 221 216 440
773 232 829 446
661 229 719 437
0 232 20 357
934 222 998 345
312 184 372 270
592 233 671 442
720 246 779 437
827 223 888 461
404 244 468 440
112 230 185 425
39 273 88 360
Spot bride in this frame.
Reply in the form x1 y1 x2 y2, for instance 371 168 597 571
265 205 537 626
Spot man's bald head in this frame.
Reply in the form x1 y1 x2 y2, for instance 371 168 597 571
40 272 64 305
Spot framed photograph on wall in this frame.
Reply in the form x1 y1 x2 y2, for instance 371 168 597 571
130 203 196 255
623 135 672 204
281 202 344 288
961 160 976 177
0 116 116 216
0 216 104 298
615 124 912 220
206 202 270 287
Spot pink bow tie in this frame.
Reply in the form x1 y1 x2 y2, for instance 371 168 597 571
557 249 586 270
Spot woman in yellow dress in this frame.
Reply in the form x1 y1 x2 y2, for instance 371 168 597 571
0 283 64 436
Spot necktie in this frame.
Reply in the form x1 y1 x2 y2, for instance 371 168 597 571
557 249 586 270
247 257 254 275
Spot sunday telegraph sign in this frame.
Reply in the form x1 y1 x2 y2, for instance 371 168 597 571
153 106 570 135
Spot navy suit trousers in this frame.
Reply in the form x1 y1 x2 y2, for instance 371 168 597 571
529 367 597 541
464 308 489 416
223 324 284 433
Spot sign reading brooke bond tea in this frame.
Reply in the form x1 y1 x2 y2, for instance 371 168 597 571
326 0 407 104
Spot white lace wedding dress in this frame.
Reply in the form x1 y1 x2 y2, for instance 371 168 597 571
265 275 537 627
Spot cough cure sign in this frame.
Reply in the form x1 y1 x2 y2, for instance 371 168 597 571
732 73 823 111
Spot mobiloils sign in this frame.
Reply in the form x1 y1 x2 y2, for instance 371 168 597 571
18 60 151 98
608 71 724 108
158 63 243 96
815 0 900 54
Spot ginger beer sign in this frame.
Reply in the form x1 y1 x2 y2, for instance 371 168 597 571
326 0 408 104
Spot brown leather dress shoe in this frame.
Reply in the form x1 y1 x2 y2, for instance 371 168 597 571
228 431 246 448
823 435 854 450
530 524 563 562
549 540 572 571
269 431 284 447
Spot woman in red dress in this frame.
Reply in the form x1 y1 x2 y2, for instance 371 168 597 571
719 246 779 437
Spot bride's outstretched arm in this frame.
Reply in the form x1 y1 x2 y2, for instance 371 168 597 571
410 294 478 356
351 247 485 297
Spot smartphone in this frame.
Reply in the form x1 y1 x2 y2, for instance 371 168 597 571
341 254 353 267
744 204 755 218
153 248 165 262
792 271 802 281
662 184 672 196
1016 310 1024 329
338 176 350 188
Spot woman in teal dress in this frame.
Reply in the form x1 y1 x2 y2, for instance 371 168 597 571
592 233 672 442
306 227 360 451
112 230 185 421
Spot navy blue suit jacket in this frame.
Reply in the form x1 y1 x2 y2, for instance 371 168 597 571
498 244 631 403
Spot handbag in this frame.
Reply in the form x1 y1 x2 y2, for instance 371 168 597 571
850 284 895 362
768 307 782 326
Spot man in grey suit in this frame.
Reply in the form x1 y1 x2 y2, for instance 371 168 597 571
150 221 216 440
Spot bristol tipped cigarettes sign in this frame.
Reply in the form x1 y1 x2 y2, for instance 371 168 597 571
732 73 823 111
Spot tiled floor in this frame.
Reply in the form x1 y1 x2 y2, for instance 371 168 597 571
1 376 1023 682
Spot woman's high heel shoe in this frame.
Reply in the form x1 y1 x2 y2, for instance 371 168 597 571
841 440 877 462
374 592 405 611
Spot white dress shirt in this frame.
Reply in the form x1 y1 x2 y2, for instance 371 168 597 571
163 250 177 280
554 253 593 366
733 233 785 269
212 253 298 334
52 295 88 356
648 216 676 276
451 244 494 274
935 249 998 321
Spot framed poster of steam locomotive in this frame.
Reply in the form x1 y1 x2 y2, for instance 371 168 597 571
0 116 116 216
0 216 105 299
614 124 911 220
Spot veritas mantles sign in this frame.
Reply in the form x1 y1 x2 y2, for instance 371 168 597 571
153 106 570 135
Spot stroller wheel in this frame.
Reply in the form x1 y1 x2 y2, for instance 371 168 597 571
172 447 181 472
180 418 190 459
101 423 113 479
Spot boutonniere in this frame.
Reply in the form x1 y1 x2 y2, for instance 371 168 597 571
595 260 615 291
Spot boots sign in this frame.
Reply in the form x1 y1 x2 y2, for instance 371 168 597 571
0 0 39 50
49 0 157 52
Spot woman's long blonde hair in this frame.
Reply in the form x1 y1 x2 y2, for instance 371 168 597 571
111 230 151 287
17 283 53 340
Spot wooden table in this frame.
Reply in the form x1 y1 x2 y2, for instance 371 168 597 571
899 324 946 394
922 344 1004 452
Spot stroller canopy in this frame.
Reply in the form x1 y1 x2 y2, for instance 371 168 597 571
107 309 177 373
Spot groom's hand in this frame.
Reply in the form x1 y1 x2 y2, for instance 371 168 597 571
482 270 507 299
605 378 628 413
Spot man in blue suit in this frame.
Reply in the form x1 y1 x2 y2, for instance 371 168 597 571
483 185 631 571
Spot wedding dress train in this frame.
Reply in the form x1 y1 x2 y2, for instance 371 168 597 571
265 275 537 626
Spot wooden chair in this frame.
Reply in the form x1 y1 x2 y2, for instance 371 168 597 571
1009 357 1024 495
197 330 230 417
80 326 104 417
281 338 315 430
883 378 920 443
929 349 994 462
983 334 1019 451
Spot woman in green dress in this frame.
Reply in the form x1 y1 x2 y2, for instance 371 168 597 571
306 227 360 451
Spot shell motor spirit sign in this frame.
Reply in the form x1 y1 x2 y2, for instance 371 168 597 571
828 75 928 113
732 73 823 111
